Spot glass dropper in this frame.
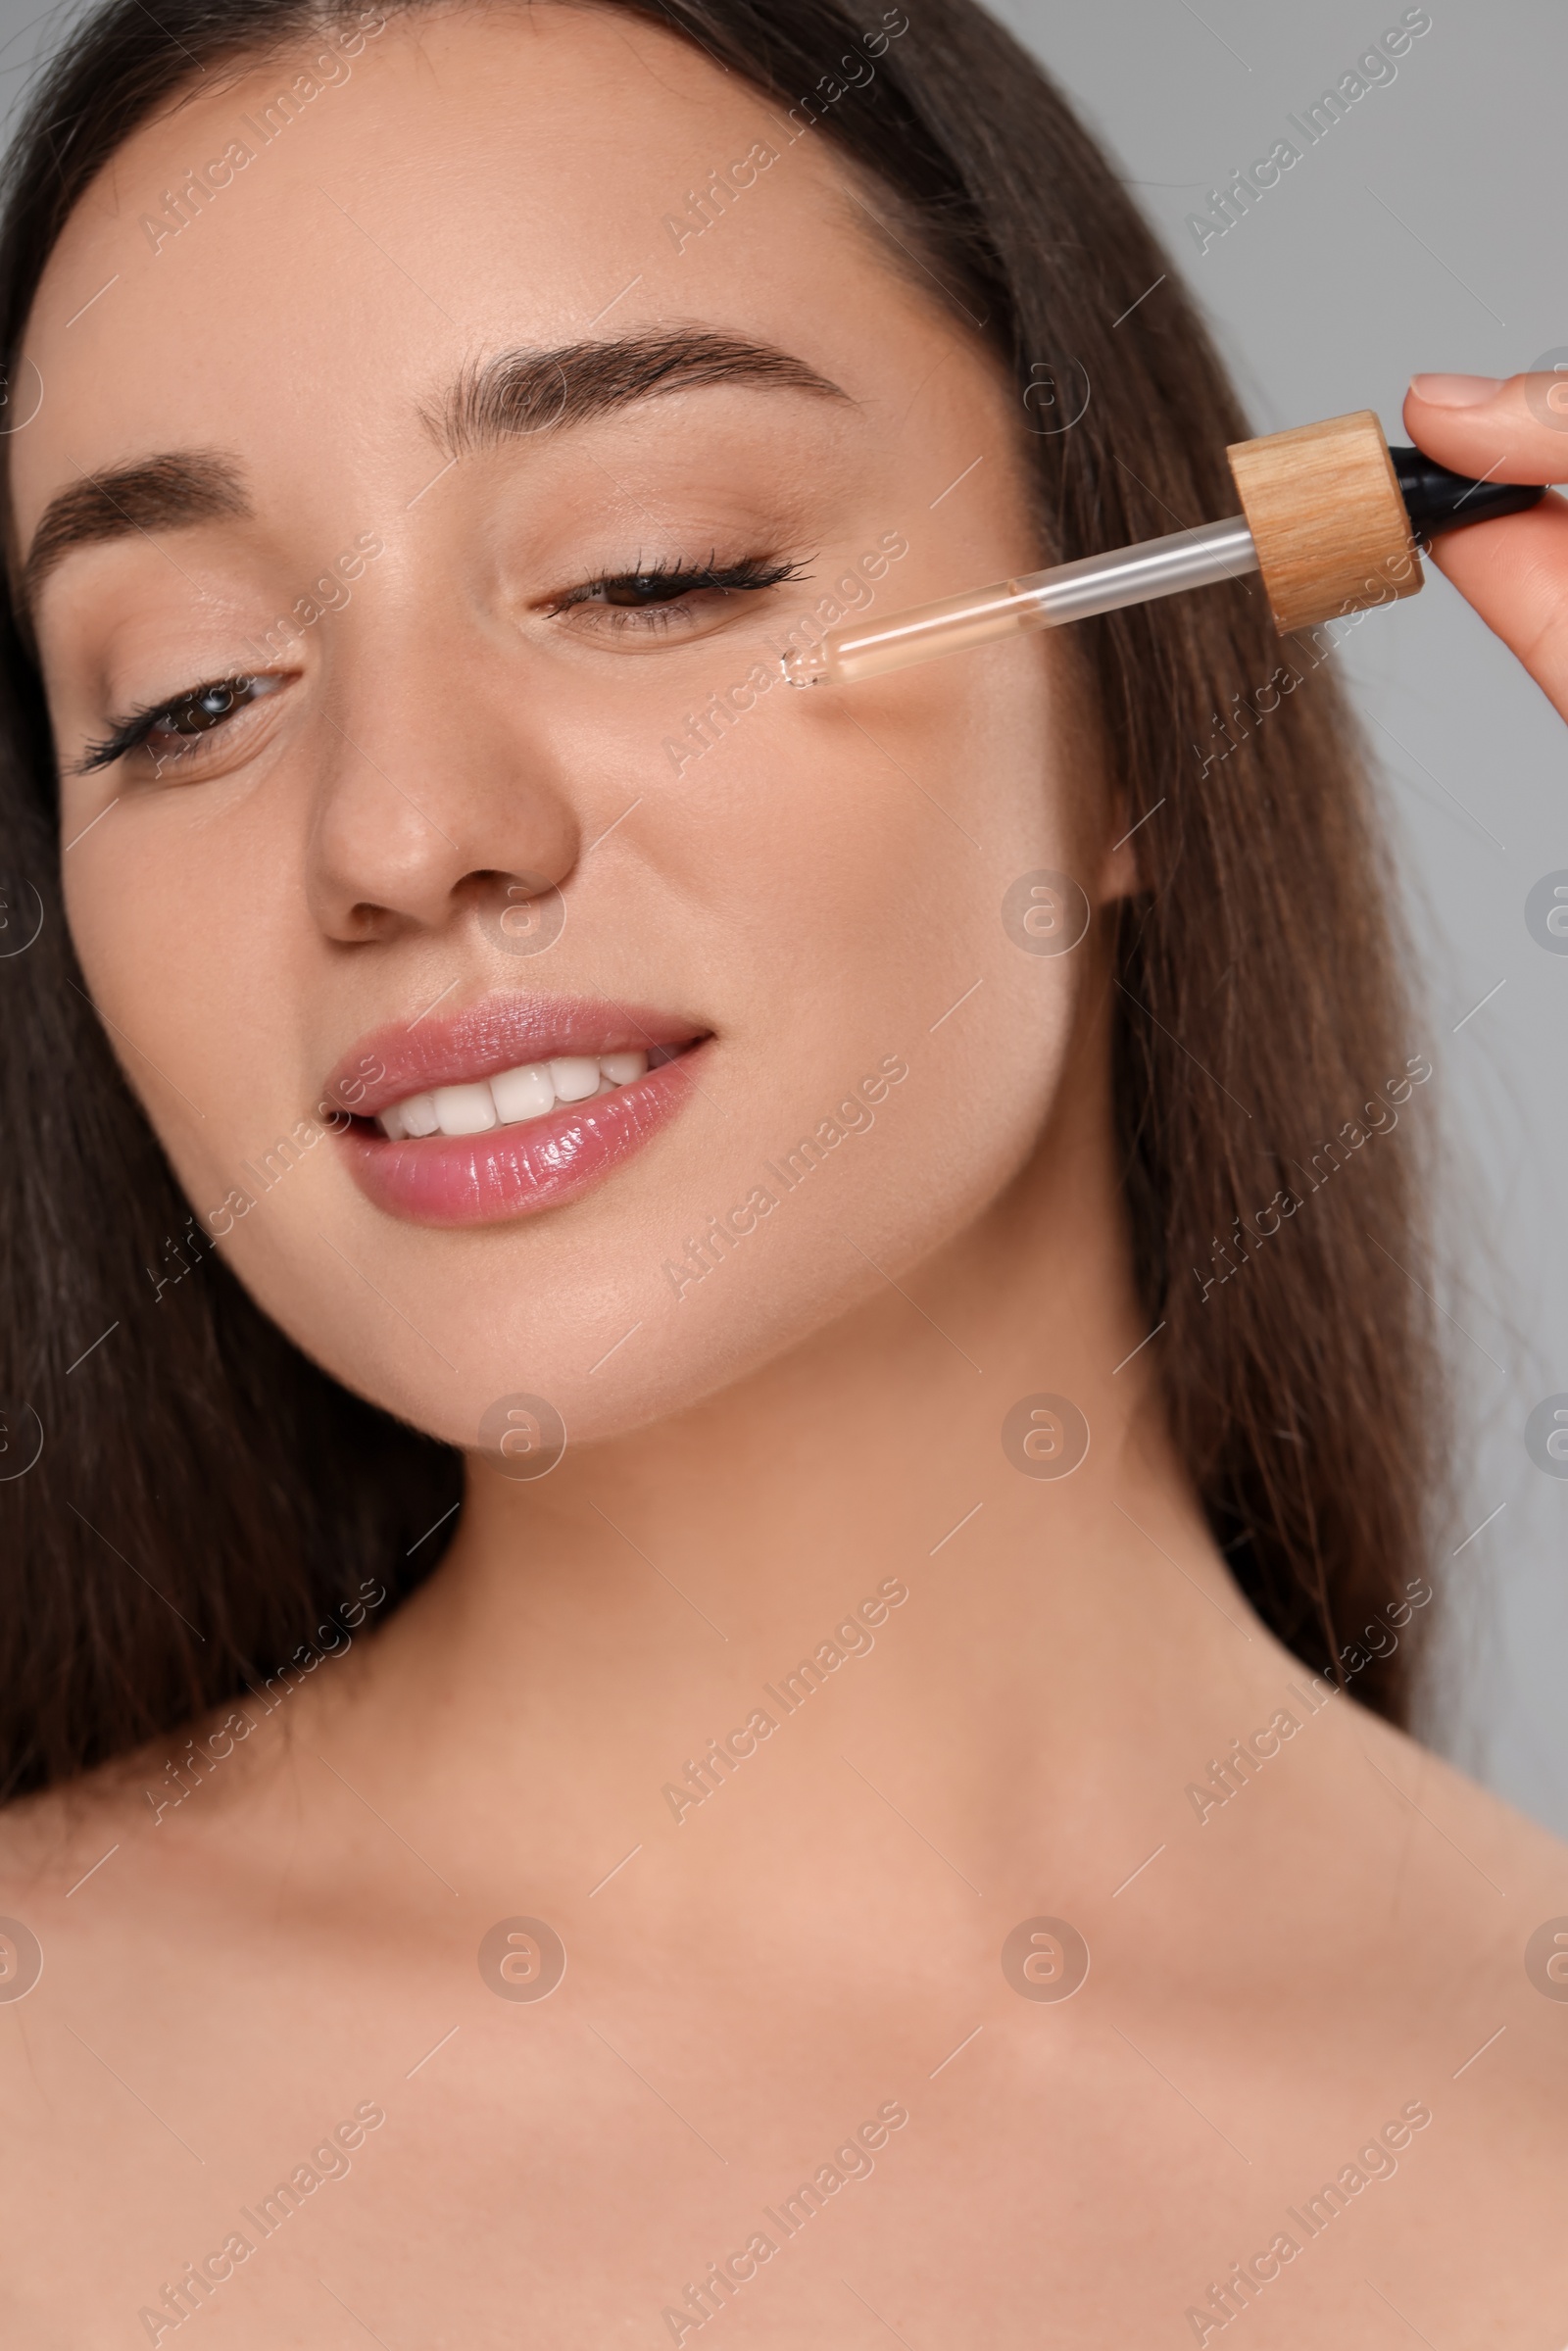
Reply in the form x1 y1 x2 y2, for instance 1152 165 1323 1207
781 515 1259 689
778 437 1547 692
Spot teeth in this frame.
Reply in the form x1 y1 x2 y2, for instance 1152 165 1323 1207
431 1083 498 1137
490 1061 554 1124
375 1050 650 1140
547 1055 601 1103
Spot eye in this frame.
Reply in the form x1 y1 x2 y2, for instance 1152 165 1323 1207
77 671 288 775
545 551 810 642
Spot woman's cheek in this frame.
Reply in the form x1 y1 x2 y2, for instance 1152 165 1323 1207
61 817 230 1160
61 805 327 1249
660 649 1087 1258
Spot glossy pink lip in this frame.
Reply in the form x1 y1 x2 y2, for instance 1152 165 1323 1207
343 1050 706 1226
322 993 705 1121
324 994 710 1228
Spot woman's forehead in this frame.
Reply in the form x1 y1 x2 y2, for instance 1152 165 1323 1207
15 5 936 530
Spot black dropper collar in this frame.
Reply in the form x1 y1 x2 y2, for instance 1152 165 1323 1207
1389 444 1545 542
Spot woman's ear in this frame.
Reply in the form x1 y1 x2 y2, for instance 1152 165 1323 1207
1060 663 1142 906
1097 789 1143 904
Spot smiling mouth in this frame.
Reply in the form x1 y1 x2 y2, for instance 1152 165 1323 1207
330 999 710 1226
371 1044 688 1140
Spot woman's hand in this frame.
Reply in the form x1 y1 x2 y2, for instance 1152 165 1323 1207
1403 371 1568 715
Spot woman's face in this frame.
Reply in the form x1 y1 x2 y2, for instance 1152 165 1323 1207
16 2 1123 1448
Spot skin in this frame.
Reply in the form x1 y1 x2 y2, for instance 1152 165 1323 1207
2 10 1567 2346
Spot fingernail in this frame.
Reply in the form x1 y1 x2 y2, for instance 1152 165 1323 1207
1408 372 1503 407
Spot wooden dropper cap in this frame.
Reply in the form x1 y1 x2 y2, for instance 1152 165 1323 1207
1225 409 1421 635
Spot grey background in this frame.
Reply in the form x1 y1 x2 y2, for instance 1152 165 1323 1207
1 0 1560 1824
988 0 1568 1832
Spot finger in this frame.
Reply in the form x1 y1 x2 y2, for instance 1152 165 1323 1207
1422 489 1568 715
1403 370 1568 486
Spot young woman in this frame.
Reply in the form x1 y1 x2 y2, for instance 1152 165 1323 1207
1 0 1564 2341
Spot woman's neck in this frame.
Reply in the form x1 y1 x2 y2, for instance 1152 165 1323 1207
338 1088 1274 1933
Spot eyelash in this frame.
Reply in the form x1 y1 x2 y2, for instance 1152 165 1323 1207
544 549 809 628
75 674 282 775
74 551 812 774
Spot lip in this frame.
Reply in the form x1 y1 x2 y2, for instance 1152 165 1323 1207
342 1048 707 1226
324 993 710 1228
323 993 706 1120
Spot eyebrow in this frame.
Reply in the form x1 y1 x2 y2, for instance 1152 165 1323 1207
19 330 850 606
22 451 251 607
433 327 852 453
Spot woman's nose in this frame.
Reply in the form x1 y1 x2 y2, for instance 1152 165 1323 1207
303 605 582 945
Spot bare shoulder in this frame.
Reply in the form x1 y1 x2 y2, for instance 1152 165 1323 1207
1349 1693 1568 1913
0 1732 199 2021
0 1667 356 2021
1277 1688 1568 2156
1137 1671 1568 2343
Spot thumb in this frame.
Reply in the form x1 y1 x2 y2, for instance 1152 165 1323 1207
1402 371 1568 715
1405 367 1568 482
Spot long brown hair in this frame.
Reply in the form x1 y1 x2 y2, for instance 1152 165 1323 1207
0 0 1446 1797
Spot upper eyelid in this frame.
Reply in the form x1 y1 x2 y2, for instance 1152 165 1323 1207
562 554 792 583
547 553 808 605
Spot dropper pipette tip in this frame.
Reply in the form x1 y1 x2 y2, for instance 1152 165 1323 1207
781 645 830 689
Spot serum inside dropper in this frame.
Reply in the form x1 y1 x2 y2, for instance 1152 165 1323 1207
781 516 1259 688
